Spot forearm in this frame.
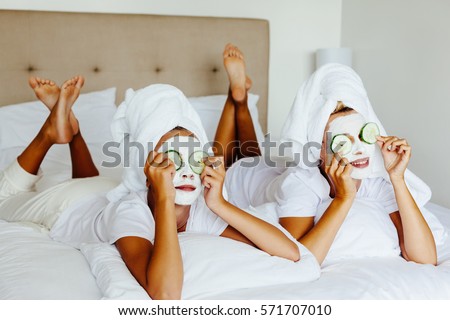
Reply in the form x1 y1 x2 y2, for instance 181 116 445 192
147 200 183 299
391 177 437 264
300 198 353 265
215 201 299 261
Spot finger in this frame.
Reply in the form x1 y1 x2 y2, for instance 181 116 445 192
158 157 172 169
383 137 399 152
150 152 166 166
403 146 412 160
342 162 354 177
376 135 389 143
205 156 223 166
327 154 341 178
206 161 225 179
376 139 384 149
391 139 407 147
200 168 208 180
337 157 349 175
326 152 337 167
398 144 411 152
146 151 157 166
391 139 407 152
202 176 213 189
202 166 224 185
327 154 340 175
206 156 225 174
201 165 215 178
398 145 412 156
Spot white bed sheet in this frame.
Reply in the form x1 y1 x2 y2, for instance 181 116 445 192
1 203 449 300
1 145 450 300
202 203 450 299
0 220 102 299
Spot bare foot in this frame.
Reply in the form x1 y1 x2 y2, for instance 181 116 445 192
29 76 80 134
43 76 84 143
223 43 247 102
245 76 253 91
29 77 60 108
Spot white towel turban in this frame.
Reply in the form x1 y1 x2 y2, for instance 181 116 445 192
107 84 210 203
281 63 432 206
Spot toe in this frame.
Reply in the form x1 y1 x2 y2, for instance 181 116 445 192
76 76 85 88
28 76 38 88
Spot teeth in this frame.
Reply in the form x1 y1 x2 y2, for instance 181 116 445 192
353 160 368 165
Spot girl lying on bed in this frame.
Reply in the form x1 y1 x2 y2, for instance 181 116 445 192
218 51 441 266
0 73 300 300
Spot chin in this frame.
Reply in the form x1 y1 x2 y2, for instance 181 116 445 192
174 191 201 205
350 168 372 180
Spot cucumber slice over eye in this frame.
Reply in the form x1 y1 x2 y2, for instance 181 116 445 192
164 150 183 171
189 150 209 175
359 122 380 144
330 134 352 155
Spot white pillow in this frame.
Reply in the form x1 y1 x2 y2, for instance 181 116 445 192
0 88 117 150
81 230 320 300
316 198 401 266
80 243 150 300
0 147 23 171
179 232 320 299
188 94 265 143
0 220 102 299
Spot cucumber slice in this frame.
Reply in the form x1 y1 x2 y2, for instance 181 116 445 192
330 134 352 155
359 122 380 144
164 150 183 171
189 150 209 174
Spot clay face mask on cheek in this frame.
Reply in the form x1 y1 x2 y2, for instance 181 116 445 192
158 136 203 205
327 113 378 179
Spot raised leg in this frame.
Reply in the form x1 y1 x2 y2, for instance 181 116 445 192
29 76 79 134
69 131 99 178
234 92 261 159
213 44 261 167
213 90 239 168
18 77 82 175
30 76 99 178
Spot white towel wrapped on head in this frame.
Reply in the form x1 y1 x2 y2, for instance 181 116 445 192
107 84 209 203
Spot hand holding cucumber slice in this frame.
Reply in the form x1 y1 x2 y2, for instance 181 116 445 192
359 122 380 144
330 134 352 155
189 150 210 175
164 150 183 171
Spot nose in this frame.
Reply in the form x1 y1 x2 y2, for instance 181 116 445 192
182 172 195 180
353 139 366 155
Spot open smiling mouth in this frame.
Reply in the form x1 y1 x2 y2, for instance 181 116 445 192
350 158 369 169
175 185 197 192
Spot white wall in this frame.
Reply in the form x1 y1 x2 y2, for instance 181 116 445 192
341 0 450 207
0 0 343 139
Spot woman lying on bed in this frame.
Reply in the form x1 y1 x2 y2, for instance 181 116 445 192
0 75 299 300
217 49 438 266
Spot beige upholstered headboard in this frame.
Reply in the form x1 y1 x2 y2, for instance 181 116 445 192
0 10 269 132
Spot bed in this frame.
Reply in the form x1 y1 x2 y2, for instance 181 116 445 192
1 10 450 300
